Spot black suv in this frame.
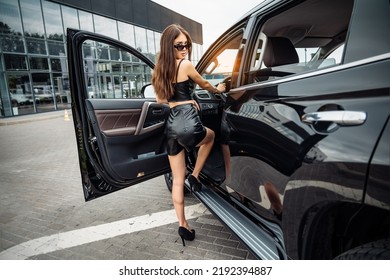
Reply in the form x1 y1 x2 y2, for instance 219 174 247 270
67 0 390 259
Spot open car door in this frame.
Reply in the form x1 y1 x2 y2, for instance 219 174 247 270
67 28 170 201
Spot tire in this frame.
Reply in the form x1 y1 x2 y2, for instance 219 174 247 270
335 238 390 260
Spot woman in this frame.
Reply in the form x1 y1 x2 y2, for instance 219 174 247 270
151 24 226 246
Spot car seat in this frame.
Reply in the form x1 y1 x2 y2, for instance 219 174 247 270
255 37 299 82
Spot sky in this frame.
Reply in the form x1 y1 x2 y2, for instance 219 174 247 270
152 0 262 51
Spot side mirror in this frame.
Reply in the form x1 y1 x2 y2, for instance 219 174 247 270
141 84 157 98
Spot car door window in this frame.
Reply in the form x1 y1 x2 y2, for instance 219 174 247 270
245 0 354 84
82 40 152 99
199 30 244 91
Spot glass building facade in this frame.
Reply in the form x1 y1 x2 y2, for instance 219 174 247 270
0 0 203 117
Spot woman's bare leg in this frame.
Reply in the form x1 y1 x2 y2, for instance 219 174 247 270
191 127 215 179
168 150 190 229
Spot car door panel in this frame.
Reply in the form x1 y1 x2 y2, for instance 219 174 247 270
67 28 170 201
85 99 169 181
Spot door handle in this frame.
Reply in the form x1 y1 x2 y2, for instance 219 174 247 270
302 111 367 125
152 109 163 114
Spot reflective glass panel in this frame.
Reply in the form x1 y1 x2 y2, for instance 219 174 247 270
94 42 109 60
78 10 94 32
29 57 49 70
0 0 23 35
26 37 47 54
4 54 28 70
42 0 63 41
123 63 132 73
146 29 155 54
53 72 71 109
20 0 45 38
134 26 147 54
0 35 25 53
121 51 131 62
154 32 161 54
97 46 109 60
50 58 62 72
93 14 118 40
112 63 121 73
118 22 135 47
62 6 79 31
48 40 65 56
110 47 120 61
82 39 153 99
32 73 55 112
7 73 34 116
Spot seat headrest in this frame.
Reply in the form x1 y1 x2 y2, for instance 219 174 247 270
263 37 299 67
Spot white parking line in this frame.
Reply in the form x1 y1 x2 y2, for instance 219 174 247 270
0 203 208 260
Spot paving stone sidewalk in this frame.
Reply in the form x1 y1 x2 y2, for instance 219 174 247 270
0 111 255 260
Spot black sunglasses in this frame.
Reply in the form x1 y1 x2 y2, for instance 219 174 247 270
173 43 190 51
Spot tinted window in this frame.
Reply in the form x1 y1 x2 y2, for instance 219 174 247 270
82 39 152 99
246 0 354 84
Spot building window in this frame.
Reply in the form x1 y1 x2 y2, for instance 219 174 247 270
0 0 202 117
7 73 34 116
0 35 25 53
20 0 45 39
0 0 23 35
50 58 62 72
61 5 79 32
26 37 47 55
78 10 94 32
93 14 118 40
154 32 161 54
48 40 65 56
118 22 135 47
42 1 63 41
4 54 28 70
134 26 147 53
97 43 109 60
29 57 49 70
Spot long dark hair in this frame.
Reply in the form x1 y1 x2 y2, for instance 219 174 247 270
151 24 192 100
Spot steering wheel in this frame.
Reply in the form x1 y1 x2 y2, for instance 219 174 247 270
216 76 231 103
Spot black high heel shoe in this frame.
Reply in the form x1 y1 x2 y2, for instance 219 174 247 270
188 175 202 192
178 226 195 246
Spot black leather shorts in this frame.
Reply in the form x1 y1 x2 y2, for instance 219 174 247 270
165 104 206 156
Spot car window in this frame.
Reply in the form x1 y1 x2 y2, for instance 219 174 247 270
198 31 243 90
246 0 354 84
316 44 345 68
203 49 238 84
82 39 153 99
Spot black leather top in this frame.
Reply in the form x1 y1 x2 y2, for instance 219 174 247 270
168 79 195 102
168 59 195 102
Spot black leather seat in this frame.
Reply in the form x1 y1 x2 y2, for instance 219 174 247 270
255 37 299 82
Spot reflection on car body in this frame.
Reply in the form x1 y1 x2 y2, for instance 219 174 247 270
67 0 390 260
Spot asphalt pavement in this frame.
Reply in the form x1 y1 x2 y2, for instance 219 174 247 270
0 110 254 260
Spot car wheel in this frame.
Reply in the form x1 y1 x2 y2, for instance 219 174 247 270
335 238 390 260
164 172 189 195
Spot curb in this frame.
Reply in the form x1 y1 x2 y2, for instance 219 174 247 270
0 110 70 126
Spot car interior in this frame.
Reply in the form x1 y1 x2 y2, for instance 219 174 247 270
245 0 354 84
